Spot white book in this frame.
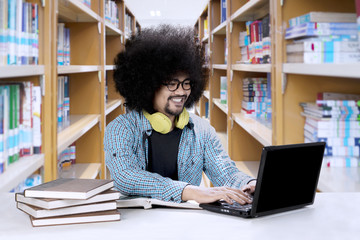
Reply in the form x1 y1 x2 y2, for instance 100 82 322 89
24 178 114 199
17 201 117 218
116 196 201 210
30 210 120 227
16 189 120 209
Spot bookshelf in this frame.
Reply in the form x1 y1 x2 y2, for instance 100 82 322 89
195 0 360 192
0 0 138 191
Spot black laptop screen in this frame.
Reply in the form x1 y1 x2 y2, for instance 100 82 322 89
253 143 325 216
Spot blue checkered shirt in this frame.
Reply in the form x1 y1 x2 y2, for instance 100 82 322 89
104 110 254 203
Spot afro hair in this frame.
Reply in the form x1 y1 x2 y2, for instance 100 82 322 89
113 24 207 113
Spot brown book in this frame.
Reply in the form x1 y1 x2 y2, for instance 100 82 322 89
17 201 117 218
24 178 114 199
30 210 121 227
16 190 120 209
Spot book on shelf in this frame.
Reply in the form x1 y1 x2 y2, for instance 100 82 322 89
15 189 120 210
17 200 117 218
286 41 359 53
220 0 226 23
304 122 360 138
116 196 201 210
288 12 357 27
24 178 114 199
323 156 360 167
105 0 119 27
220 76 227 104
30 209 120 227
0 1 39 66
285 22 358 40
286 51 360 63
317 92 360 105
357 0 360 44
57 23 70 66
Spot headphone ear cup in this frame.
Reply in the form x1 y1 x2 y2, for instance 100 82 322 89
175 108 189 129
143 111 172 134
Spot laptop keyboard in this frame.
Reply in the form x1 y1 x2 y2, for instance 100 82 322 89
219 200 253 211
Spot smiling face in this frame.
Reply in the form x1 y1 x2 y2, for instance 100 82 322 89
153 72 191 123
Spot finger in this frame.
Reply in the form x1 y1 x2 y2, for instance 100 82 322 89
226 190 252 204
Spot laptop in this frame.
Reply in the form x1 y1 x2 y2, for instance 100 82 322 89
200 142 326 218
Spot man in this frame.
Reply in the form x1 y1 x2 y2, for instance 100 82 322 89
104 25 256 205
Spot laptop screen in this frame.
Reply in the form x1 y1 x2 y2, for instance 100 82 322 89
252 142 325 217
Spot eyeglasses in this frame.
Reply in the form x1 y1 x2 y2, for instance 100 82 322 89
163 79 192 92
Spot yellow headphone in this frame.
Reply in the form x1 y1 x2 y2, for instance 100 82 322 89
143 108 189 134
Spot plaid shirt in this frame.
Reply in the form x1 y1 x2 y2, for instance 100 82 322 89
104 110 254 203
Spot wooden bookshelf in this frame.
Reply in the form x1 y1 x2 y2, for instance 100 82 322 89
194 0 360 192
0 0 137 190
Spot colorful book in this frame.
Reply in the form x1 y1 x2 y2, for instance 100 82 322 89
220 76 227 104
24 178 114 199
287 51 360 63
286 41 359 53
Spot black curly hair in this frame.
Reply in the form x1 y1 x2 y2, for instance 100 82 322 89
113 24 207 114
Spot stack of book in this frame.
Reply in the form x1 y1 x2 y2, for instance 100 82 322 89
15 178 121 227
301 92 360 167
241 77 270 119
285 11 360 63
237 15 270 64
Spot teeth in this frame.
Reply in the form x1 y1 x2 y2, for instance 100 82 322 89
172 98 182 103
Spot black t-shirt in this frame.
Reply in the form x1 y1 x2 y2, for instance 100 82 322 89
147 128 183 180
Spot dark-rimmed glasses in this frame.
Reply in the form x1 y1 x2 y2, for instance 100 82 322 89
163 79 192 92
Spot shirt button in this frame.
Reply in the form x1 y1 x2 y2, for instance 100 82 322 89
170 197 174 201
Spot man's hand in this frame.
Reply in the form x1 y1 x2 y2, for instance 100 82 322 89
241 180 256 194
182 185 253 205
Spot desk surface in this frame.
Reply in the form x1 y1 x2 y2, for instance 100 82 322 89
1 193 359 240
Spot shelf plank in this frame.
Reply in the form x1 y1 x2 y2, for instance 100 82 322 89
105 23 123 36
195 106 200 115
58 65 101 74
106 99 122 116
232 112 272 146
203 90 210 100
0 154 44 192
212 21 226 35
212 64 227 70
0 66 45 78
105 65 115 71
232 64 271 73
59 163 101 179
213 98 228 114
231 0 269 22
58 0 101 22
318 161 360 192
235 161 259 178
283 63 360 79
57 114 100 154
202 34 209 43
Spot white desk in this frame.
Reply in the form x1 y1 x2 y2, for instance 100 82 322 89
1 193 359 240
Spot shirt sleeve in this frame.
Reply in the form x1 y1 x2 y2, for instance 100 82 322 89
104 118 188 203
203 124 255 188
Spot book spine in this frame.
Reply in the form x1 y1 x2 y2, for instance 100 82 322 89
32 86 41 154
317 137 360 147
324 146 360 157
220 0 226 23
325 156 360 167
0 87 4 173
220 76 227 104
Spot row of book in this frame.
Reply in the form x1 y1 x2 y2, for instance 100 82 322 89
238 15 271 64
16 178 121 227
220 0 226 23
241 75 272 121
301 92 360 167
0 82 42 175
57 23 70 66
125 12 133 38
203 16 209 36
11 173 42 193
105 0 120 28
285 11 360 63
0 0 39 66
57 143 76 178
57 76 70 131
